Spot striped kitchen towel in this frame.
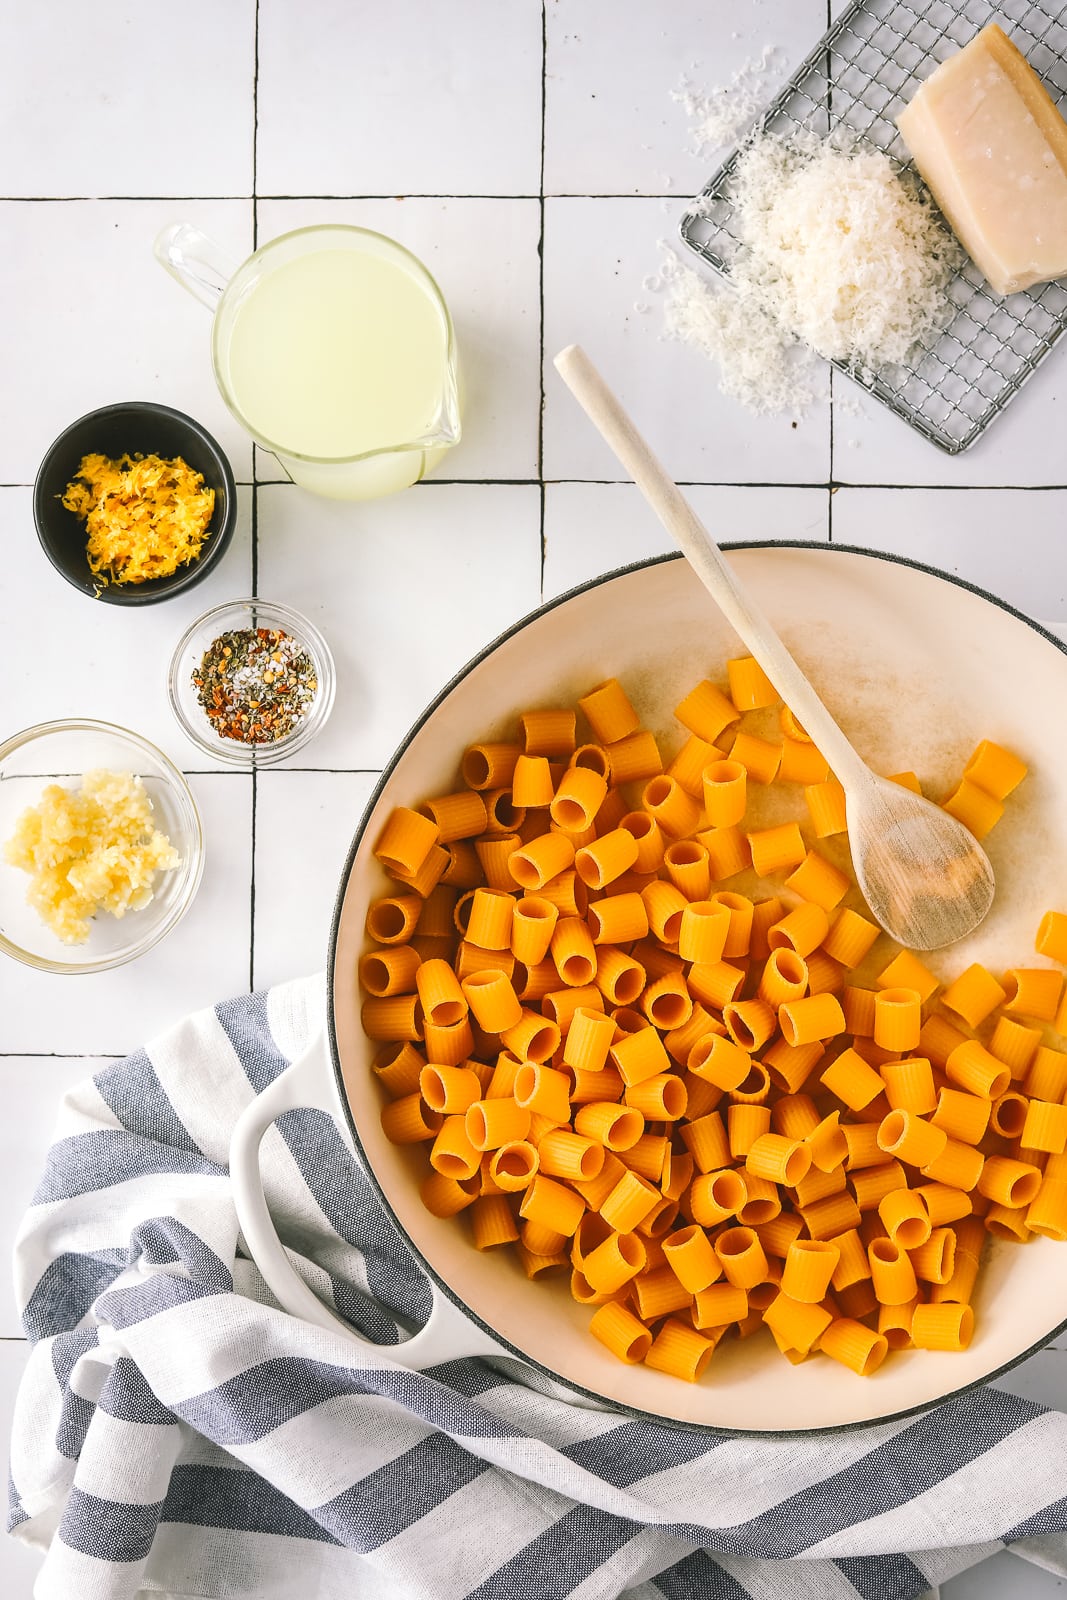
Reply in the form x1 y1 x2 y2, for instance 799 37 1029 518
8 976 1067 1600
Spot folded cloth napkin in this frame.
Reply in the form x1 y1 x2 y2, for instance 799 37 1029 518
8 977 1067 1600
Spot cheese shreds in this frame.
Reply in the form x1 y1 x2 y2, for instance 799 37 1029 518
672 46 787 155
62 452 216 586
665 133 959 414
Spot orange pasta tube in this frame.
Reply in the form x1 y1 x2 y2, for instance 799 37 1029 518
488 1141 539 1192
702 760 747 827
641 973 692 1032
550 766 608 833
978 1156 1042 1208
420 1170 479 1218
747 1133 810 1187
537 1130 604 1184
632 1266 693 1322
802 1190 862 1241
877 950 939 1004
762 1291 831 1355
911 1302 974 1351
779 994 845 1048
715 1226 769 1290
594 946 645 1007
548 916 596 987
641 775 701 839
413 959 466 1027
941 964 1007 1029
877 1109 948 1169
945 1040 1010 1101
507 895 558 966
910 1227 956 1286
880 1057 936 1115
600 1169 660 1232
509 832 575 892
588 1301 653 1364
466 888 515 951
521 709 576 758
747 822 806 877
1001 967 1064 1022
820 1047 885 1112
362 994 424 1043
988 1016 1041 1078
820 1319 889 1376
673 900 728 964
674 679 739 743
582 1231 647 1294
513 1062 571 1123
605 730 663 785
561 1005 615 1071
822 908 881 968
624 1072 687 1121
990 1091 1029 1139
723 998 777 1052
728 1104 771 1160
873 988 921 1052
729 730 781 785
764 1038 824 1096
511 754 555 808
430 1115 482 1180
644 1319 718 1382
501 1009 560 1064
805 775 847 838
777 735 829 786
921 1137 984 1192
519 1174 584 1236
461 742 521 791
1027 1178 1067 1240
578 677 639 744
669 736 723 800
663 840 712 901
358 945 422 1000
419 790 488 843
727 655 777 710
1036 910 1067 964
931 1088 990 1145
942 778 1003 839
1028 1047 1067 1102
574 1100 643 1152
375 806 439 877
460 970 522 1034
380 1092 442 1145
868 1237 918 1305
366 894 423 946
750 896 784 961
420 1063 481 1116
618 810 664 875
641 880 688 944
611 1024 671 1088
699 825 752 880
662 1226 720 1293
1021 1099 1067 1155
784 850 850 911
373 1041 426 1098
470 1195 520 1250
878 1187 931 1249
782 1239 840 1303
465 1097 531 1152
587 893 649 947
680 1110 731 1172
575 828 640 890
963 738 1027 799
758 948 808 1009
687 959 746 1011
768 903 830 959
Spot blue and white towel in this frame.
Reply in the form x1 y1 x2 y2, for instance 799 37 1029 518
8 976 1067 1600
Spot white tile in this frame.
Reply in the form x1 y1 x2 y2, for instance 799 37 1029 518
831 489 1067 622
0 2 254 198
0 487 252 764
254 482 543 769
1 772 252 1055
833 353 1067 488
942 1548 1067 1600
0 200 254 486
544 0 826 196
0 1340 44 1599
0 1060 109 1338
543 481 828 598
253 770 378 991
543 199 832 484
255 198 541 482
256 0 543 198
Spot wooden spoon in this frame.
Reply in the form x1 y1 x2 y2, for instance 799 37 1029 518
553 344 994 952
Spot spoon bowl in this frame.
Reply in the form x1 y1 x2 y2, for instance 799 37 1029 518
553 344 995 951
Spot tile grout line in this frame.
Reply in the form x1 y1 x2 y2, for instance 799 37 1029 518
538 0 548 599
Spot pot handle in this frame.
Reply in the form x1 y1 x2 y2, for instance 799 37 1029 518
229 1029 509 1370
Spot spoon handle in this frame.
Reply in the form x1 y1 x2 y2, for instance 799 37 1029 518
553 344 871 791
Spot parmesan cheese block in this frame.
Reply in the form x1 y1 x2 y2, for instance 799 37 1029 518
896 23 1067 296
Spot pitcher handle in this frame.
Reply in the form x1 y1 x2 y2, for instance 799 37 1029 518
230 1029 509 1369
155 222 238 311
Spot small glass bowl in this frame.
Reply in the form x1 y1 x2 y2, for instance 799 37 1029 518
0 719 204 973
168 598 336 767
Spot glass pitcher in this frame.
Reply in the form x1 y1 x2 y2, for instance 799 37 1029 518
155 223 461 500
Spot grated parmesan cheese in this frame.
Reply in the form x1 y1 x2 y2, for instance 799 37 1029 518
672 46 787 155
663 133 959 414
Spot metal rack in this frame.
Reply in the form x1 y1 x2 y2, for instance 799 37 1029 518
679 0 1067 453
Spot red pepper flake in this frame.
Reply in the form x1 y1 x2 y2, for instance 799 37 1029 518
192 626 318 746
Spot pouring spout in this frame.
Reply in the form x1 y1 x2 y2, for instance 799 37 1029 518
154 222 238 311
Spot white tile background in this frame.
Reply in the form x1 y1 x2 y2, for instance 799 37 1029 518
2 1 1067 1595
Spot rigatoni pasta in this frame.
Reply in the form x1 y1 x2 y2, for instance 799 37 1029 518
361 668 1049 1385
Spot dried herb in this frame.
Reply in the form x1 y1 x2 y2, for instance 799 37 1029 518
192 627 317 745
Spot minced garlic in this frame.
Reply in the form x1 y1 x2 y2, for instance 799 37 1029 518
4 769 181 945
62 452 215 586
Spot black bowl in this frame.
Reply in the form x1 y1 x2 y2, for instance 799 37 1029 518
33 401 238 606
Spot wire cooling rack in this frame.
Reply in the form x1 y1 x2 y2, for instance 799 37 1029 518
679 0 1067 453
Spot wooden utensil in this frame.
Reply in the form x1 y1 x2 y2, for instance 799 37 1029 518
552 343 995 951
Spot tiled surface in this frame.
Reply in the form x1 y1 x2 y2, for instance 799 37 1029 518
4 0 1067 1595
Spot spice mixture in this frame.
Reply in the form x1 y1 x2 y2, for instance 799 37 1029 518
192 627 318 745
62 452 216 586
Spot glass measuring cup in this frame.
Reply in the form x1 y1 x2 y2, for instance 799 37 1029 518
155 223 461 500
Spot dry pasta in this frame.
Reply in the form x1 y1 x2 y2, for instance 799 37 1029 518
361 671 1047 1385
